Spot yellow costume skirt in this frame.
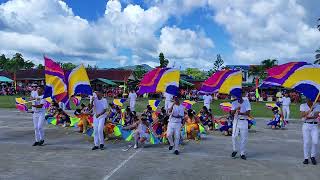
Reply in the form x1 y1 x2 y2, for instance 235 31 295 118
186 123 199 134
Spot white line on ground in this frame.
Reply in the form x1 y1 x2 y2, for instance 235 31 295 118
103 148 141 180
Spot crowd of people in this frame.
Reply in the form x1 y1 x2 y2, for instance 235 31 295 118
23 84 320 165
1 85 16 95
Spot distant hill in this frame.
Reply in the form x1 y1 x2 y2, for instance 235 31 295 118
118 64 153 71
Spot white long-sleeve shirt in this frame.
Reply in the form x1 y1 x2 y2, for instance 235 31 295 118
169 104 184 123
164 92 173 102
128 92 137 102
93 98 108 117
231 98 251 120
281 97 291 106
203 95 212 104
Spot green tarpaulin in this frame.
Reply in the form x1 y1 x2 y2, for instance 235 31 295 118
93 78 117 86
0 76 13 82
180 79 194 86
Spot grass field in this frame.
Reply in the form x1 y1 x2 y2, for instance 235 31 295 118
0 95 302 119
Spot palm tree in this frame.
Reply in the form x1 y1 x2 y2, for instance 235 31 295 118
261 59 278 69
248 65 262 77
249 59 278 79
315 48 320 64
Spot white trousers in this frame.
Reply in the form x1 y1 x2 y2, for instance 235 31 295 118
167 122 182 151
232 119 248 155
204 103 210 110
33 112 45 142
282 106 290 121
130 100 136 112
93 115 106 146
302 123 318 159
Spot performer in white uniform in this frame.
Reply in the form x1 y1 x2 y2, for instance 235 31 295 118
91 91 108 150
164 92 173 112
31 86 46 146
281 92 291 121
231 97 251 160
167 96 184 155
128 89 137 111
89 91 97 105
30 84 38 113
300 98 320 165
203 94 212 110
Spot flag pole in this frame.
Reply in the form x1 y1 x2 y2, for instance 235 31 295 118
312 92 320 108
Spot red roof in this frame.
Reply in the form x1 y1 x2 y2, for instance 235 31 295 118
86 69 133 82
0 69 134 82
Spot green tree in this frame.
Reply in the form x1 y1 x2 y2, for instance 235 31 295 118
60 62 77 70
0 54 9 69
261 59 278 69
185 68 207 80
248 65 262 77
37 64 45 69
159 52 169 68
87 64 98 70
247 59 278 80
133 65 147 80
24 60 35 69
208 54 224 76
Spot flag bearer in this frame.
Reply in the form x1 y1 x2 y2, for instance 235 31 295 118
203 93 212 110
300 98 320 165
128 89 137 111
91 91 108 150
281 92 291 121
231 96 251 160
31 86 46 146
167 96 184 155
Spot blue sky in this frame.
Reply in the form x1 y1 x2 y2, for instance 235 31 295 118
0 0 319 69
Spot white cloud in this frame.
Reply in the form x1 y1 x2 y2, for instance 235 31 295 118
207 0 320 64
157 26 215 70
144 61 159 68
99 0 168 56
158 26 214 62
1 0 318 69
0 0 168 65
0 0 216 69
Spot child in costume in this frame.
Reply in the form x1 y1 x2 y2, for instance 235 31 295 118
143 105 154 123
45 102 59 120
134 115 152 148
159 108 169 143
267 107 285 129
57 109 71 127
123 115 153 149
75 103 91 133
209 108 219 130
218 112 233 136
199 106 214 130
122 106 133 126
107 103 117 121
111 106 122 124
185 109 200 140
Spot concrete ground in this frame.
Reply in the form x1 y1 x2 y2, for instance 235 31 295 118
0 109 319 180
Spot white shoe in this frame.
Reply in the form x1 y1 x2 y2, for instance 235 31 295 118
134 144 138 149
